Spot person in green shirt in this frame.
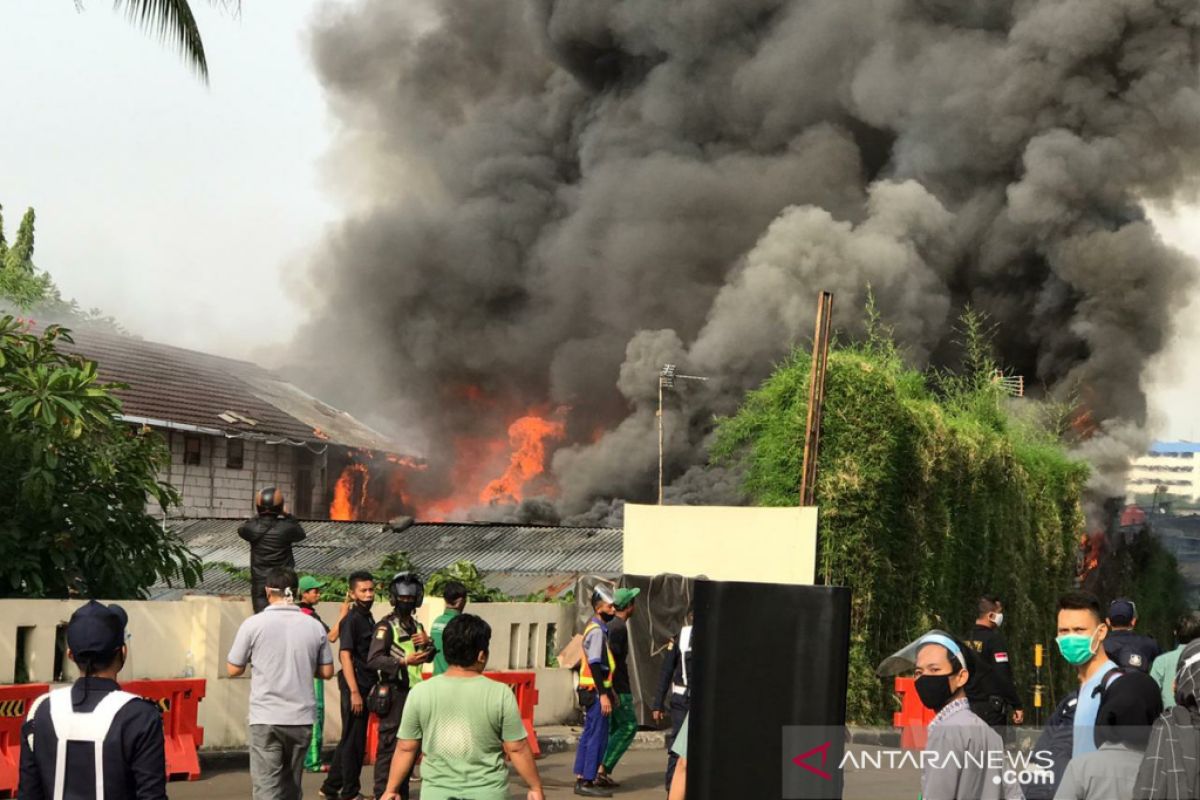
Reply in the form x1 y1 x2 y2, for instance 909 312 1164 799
1150 612 1200 708
379 614 545 800
431 580 468 676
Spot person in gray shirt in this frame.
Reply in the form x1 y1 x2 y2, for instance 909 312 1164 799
913 633 1021 800
1056 669 1161 800
227 566 335 800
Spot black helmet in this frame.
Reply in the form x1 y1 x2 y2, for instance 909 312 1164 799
389 572 424 608
255 486 285 514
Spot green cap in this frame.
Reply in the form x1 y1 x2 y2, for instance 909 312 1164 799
298 576 326 593
614 587 641 609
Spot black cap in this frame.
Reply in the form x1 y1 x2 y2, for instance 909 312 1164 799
1109 599 1137 626
67 600 127 662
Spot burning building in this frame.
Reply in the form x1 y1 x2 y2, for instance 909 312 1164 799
53 326 408 520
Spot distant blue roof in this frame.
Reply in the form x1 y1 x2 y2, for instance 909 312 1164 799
1149 441 1200 454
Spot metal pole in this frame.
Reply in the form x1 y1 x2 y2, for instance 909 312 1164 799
658 376 665 505
800 291 834 506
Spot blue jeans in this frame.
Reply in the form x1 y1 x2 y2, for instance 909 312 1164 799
574 696 610 781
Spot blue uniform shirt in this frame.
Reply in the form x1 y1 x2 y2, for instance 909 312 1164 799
19 677 166 800
1073 660 1119 758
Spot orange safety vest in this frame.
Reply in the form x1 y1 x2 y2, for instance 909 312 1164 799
578 619 616 691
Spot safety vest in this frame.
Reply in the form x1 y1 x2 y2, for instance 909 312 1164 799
674 624 693 695
391 619 426 688
28 686 139 800
578 620 616 691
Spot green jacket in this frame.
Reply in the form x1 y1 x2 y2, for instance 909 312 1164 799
431 608 461 675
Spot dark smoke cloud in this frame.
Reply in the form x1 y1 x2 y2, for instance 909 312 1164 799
294 0 1200 518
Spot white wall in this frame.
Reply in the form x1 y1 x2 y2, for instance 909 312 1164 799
0 597 578 748
154 432 329 519
624 503 817 584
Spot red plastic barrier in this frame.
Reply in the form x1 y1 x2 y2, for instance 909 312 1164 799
365 712 380 766
121 679 206 781
362 671 541 763
485 671 541 757
0 683 50 799
892 676 934 750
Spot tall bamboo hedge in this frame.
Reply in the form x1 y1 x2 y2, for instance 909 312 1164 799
712 332 1093 723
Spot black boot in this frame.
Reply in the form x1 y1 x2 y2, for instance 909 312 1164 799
575 779 614 797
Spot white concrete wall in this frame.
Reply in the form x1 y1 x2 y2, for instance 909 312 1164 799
0 597 578 749
154 433 329 519
623 503 817 584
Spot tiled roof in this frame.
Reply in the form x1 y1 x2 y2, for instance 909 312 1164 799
40 324 400 452
152 518 622 599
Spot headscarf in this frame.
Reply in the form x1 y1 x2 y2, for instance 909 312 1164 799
1134 640 1200 799
1094 669 1162 749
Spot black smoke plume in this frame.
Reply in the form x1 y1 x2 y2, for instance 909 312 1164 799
293 0 1200 520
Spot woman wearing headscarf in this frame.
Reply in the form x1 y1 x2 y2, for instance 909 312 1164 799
1134 640 1200 800
914 632 1022 800
1055 669 1162 799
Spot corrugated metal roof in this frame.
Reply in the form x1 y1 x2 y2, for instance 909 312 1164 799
157 518 622 599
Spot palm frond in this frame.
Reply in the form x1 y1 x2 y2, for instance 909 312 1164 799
111 0 210 82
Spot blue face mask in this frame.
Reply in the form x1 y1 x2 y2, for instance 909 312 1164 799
1057 629 1100 666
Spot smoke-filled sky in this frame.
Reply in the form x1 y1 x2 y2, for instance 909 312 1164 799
294 0 1200 515
4 0 1200 515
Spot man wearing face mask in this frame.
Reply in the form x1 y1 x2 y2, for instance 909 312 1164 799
574 585 618 798
1055 591 1117 759
321 571 378 800
366 572 433 800
913 633 1020 800
966 594 1025 734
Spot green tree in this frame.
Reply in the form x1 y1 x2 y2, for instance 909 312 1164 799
713 315 1090 722
0 206 59 310
0 316 200 597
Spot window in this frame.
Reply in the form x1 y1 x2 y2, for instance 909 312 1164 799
294 470 312 517
294 449 314 518
226 438 245 470
183 435 203 466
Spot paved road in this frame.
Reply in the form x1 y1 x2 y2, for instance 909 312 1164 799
170 745 922 799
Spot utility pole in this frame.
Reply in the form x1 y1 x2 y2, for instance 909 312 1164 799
800 291 834 584
658 364 709 504
800 291 834 506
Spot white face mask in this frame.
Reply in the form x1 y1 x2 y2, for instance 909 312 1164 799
990 612 1004 627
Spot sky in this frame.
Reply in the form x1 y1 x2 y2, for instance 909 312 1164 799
2 0 1200 442
0 0 336 357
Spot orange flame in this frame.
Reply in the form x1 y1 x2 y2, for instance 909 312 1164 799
330 463 369 521
480 414 567 505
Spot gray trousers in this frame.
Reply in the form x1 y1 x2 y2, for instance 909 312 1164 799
250 723 312 800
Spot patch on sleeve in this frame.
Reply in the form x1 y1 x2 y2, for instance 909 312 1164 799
376 628 387 640
995 652 1008 663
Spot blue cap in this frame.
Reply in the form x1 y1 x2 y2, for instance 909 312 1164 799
1109 599 1137 626
66 601 127 661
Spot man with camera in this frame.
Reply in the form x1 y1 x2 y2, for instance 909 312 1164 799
366 572 434 800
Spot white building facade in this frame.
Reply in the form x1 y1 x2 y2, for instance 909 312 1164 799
1127 441 1200 500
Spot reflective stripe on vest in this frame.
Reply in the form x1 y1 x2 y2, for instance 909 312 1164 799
392 620 425 688
679 625 693 689
46 686 138 800
579 621 616 690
